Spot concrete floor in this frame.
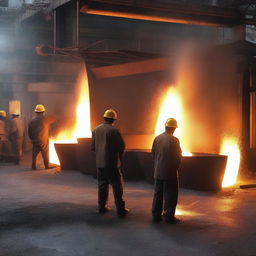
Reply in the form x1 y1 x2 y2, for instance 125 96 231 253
1 155 256 256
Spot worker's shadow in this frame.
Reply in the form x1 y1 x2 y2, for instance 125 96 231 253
0 202 121 231
151 215 220 243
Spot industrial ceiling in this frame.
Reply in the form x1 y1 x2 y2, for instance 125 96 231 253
1 0 256 26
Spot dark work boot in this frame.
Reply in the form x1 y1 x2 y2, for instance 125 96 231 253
165 216 180 224
45 165 55 169
117 208 130 217
15 157 20 165
152 215 162 223
98 206 111 214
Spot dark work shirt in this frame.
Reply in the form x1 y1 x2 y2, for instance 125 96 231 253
92 122 125 168
152 132 182 180
28 114 55 145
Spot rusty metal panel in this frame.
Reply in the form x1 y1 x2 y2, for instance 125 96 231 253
250 92 256 148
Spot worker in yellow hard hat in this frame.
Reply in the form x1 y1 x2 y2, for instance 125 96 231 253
0 110 9 161
151 117 182 223
28 104 56 170
9 112 24 165
34 104 46 113
91 109 129 217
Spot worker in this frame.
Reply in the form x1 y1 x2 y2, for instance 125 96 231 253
0 110 9 161
92 109 129 217
9 112 24 164
28 104 56 170
151 118 182 223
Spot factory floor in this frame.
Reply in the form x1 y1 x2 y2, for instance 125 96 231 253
1 154 256 256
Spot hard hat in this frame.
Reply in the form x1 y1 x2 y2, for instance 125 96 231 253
0 110 7 117
103 109 117 120
165 118 178 128
34 104 46 113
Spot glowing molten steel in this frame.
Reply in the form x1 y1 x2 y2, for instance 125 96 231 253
155 87 191 156
221 138 240 188
156 87 240 188
49 67 91 165
74 72 91 139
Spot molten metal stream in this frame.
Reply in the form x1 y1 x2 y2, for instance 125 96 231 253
49 67 91 165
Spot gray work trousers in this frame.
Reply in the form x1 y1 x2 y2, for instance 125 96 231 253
97 167 125 213
152 176 179 220
10 137 23 163
0 140 11 160
32 142 49 169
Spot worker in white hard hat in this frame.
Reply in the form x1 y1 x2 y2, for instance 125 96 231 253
28 104 56 170
91 109 130 217
0 110 9 161
151 118 182 223
9 112 24 164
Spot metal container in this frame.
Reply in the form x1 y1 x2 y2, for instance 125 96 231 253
77 138 97 177
121 150 146 180
54 143 79 170
179 153 227 191
122 151 227 191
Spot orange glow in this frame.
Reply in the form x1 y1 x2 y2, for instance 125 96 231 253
49 141 60 165
182 152 193 156
155 87 191 156
49 67 91 165
73 70 91 139
82 8 221 27
175 209 182 216
220 137 240 187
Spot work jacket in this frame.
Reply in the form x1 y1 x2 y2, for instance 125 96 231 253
152 131 182 180
92 122 125 168
9 117 23 139
28 114 55 145
0 119 8 141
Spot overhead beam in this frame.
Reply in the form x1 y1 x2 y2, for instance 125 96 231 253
81 0 243 27
91 57 169 78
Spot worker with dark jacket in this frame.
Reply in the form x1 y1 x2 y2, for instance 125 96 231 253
9 112 24 164
0 110 9 161
92 109 129 217
28 104 55 170
152 118 182 223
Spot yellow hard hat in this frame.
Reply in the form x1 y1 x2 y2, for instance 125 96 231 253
165 118 178 128
34 104 46 113
0 110 7 117
103 109 117 120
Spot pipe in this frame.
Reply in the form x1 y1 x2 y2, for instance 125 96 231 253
53 9 57 54
83 8 228 27
76 0 80 48
80 2 244 27
240 184 256 189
